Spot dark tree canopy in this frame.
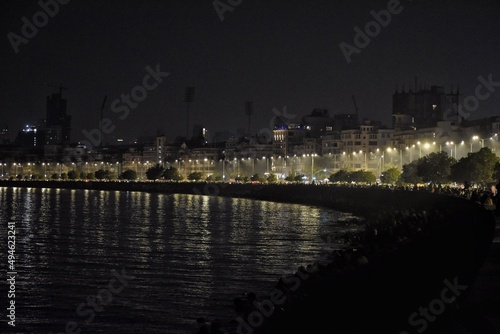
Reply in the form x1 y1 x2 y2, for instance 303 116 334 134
163 167 182 181
416 151 455 183
329 170 350 183
146 164 164 180
95 169 112 180
121 169 138 180
67 170 79 180
266 173 277 183
329 170 375 184
188 172 203 181
381 167 401 184
401 161 422 184
350 170 376 184
451 148 499 183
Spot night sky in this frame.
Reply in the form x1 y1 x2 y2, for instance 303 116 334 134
1 0 499 144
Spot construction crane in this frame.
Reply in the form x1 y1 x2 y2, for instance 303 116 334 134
44 83 67 96
351 95 359 117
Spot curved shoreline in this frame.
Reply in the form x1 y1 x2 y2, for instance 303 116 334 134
0 180 476 217
1 180 496 333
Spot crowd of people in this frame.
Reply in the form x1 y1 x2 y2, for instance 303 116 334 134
320 179 500 216
382 180 500 216
193 180 500 333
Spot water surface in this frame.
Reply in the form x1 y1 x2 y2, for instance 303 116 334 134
0 187 363 333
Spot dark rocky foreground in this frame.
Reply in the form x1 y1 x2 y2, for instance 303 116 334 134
1 180 497 334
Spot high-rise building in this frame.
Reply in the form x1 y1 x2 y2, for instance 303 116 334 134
0 125 9 144
392 84 461 130
15 125 38 148
333 114 359 131
45 93 71 144
302 108 335 137
191 124 208 146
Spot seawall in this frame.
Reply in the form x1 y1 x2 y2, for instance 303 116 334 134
0 180 496 333
0 180 483 217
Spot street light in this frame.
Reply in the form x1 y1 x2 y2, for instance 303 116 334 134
399 148 402 170
248 157 254 175
310 153 317 180
313 168 328 182
446 141 456 159
406 146 412 163
459 141 465 158
472 135 484 151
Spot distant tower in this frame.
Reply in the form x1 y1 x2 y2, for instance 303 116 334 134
44 83 71 145
0 125 9 144
245 101 253 135
184 87 195 138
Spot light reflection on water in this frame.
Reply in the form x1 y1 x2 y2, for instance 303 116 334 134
0 187 363 333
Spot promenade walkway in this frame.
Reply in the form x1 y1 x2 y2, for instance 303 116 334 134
466 216 500 333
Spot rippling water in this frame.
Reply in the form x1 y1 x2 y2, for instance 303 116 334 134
0 187 363 334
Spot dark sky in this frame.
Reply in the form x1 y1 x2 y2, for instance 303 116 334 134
1 0 499 144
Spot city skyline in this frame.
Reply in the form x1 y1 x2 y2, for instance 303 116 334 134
1 0 499 144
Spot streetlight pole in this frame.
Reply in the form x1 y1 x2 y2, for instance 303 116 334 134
311 154 314 181
222 159 225 180
472 135 484 152
406 146 413 163
399 149 402 170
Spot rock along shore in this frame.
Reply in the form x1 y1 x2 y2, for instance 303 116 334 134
0 180 496 333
